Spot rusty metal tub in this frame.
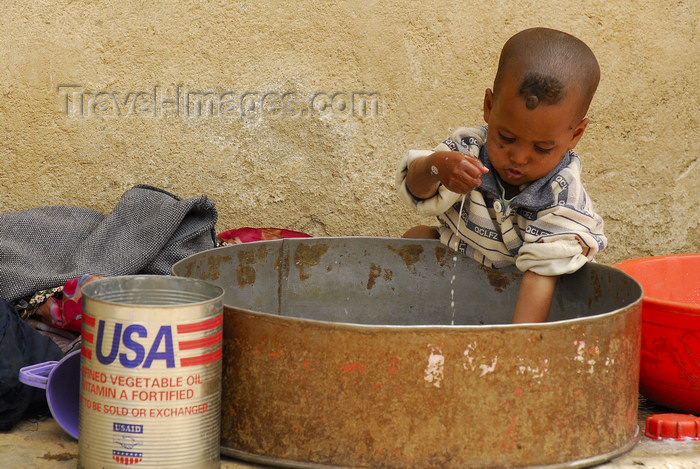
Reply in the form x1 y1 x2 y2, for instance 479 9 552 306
172 237 642 469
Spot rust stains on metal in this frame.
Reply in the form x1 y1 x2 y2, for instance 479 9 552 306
388 244 423 272
236 252 256 287
365 264 394 290
478 264 513 292
593 272 603 301
367 263 382 290
178 261 196 279
274 244 289 278
274 246 288 315
587 272 604 309
220 304 641 468
236 246 268 287
435 245 448 267
293 243 329 281
197 255 232 281
366 264 394 290
383 268 393 282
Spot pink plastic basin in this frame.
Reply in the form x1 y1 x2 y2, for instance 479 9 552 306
613 253 700 414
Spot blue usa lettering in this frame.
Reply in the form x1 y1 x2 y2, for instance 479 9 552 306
95 320 176 368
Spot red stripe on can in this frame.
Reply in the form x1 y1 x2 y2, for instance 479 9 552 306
82 331 94 344
82 348 92 359
180 347 222 367
176 315 222 334
83 314 95 327
178 331 222 350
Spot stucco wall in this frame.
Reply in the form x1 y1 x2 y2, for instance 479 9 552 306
1 1 697 265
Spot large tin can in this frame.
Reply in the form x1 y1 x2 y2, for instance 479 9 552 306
79 275 224 469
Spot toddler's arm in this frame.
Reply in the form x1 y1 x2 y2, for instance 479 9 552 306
406 151 489 199
512 271 558 323
396 126 487 216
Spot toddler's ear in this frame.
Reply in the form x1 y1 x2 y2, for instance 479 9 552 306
483 89 494 123
568 118 589 150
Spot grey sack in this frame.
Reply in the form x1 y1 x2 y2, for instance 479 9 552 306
0 184 218 302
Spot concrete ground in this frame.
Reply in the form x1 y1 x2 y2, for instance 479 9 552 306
2 397 699 469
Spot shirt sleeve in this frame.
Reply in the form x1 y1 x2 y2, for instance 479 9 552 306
515 202 607 276
395 126 486 217
514 153 607 276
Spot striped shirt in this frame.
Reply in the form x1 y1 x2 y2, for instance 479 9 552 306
396 126 607 276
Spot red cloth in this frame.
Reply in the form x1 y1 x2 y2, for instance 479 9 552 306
36 275 102 332
217 227 311 245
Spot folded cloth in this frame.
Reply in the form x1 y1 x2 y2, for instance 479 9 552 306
33 275 103 332
0 298 64 430
218 227 311 245
0 185 218 302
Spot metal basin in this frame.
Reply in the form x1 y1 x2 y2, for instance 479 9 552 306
173 237 643 469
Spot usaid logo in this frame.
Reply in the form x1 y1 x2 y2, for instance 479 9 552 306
81 314 222 369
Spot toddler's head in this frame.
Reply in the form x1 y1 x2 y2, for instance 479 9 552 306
483 28 600 191
493 27 600 120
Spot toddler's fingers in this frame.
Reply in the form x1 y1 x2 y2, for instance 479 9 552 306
448 174 482 193
458 159 487 180
461 153 489 174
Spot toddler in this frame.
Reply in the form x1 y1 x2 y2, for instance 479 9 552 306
396 27 606 323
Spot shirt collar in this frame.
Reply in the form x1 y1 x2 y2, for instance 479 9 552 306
478 145 572 211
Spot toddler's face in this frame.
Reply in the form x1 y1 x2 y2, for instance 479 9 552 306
483 77 588 191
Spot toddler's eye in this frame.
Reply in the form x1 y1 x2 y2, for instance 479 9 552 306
535 146 553 154
498 132 515 143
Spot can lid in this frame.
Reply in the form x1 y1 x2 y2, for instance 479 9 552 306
645 413 700 440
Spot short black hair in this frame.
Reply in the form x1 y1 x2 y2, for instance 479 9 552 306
493 28 600 118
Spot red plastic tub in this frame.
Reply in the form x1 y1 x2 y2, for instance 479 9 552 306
613 253 700 414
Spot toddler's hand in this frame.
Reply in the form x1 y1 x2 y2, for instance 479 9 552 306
430 151 489 194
